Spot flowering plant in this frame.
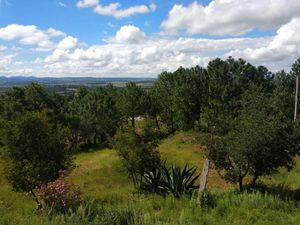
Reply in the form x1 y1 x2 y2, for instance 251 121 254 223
38 170 82 213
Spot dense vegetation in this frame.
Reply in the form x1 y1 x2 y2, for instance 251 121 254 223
0 57 300 224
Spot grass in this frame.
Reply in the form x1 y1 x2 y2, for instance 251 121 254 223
260 157 300 190
158 131 232 190
0 131 300 225
69 149 133 198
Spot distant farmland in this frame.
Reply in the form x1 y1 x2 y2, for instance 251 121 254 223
0 76 156 94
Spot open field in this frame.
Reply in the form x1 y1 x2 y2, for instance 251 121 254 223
1 132 300 225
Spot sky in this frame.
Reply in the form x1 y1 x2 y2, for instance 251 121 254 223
0 0 300 77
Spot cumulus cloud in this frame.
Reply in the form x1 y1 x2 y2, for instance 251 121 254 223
161 0 300 36
228 18 300 68
46 28 66 37
76 0 156 19
0 24 65 51
94 3 156 19
115 25 147 44
3 18 300 77
77 0 98 8
57 36 78 50
41 24 271 77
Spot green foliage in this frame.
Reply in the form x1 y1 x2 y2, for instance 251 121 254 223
198 190 217 208
206 85 299 191
81 85 120 145
199 58 273 134
1 190 300 225
163 163 199 198
119 82 146 128
112 126 160 187
2 57 300 224
3 112 72 196
141 163 167 195
141 162 200 198
154 66 206 132
67 85 120 148
1 132 300 225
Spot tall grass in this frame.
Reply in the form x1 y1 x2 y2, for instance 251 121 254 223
1 191 299 225
1 133 300 225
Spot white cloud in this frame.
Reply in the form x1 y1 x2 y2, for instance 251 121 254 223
42 25 270 77
0 24 65 50
58 2 67 8
57 36 78 50
161 0 300 36
115 25 147 44
77 0 98 8
0 45 7 51
3 18 300 77
76 0 156 19
47 28 66 37
228 18 300 68
0 54 16 71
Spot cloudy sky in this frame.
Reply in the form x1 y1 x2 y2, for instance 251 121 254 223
0 0 300 77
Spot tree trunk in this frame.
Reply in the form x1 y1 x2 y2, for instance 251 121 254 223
131 116 135 128
155 116 160 130
238 176 244 192
30 189 42 210
251 175 259 187
93 132 97 145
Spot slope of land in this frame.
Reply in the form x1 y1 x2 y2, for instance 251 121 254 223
0 132 300 225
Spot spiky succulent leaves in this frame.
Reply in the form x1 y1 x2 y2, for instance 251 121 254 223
141 168 167 194
164 163 200 198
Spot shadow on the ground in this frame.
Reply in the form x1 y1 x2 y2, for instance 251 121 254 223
245 182 300 201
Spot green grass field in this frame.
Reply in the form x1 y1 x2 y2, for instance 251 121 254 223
1 131 300 225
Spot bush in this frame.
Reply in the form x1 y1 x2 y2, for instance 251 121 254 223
3 112 71 207
38 170 82 213
198 190 217 208
112 126 160 188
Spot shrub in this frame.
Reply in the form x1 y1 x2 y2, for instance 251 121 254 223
38 170 82 213
198 190 217 208
112 126 160 188
3 112 71 207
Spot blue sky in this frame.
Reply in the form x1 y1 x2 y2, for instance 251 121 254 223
0 0 210 43
0 0 300 77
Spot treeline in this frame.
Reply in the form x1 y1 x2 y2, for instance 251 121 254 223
0 57 300 193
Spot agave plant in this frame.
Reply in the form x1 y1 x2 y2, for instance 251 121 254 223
141 166 167 195
164 163 200 198
141 162 200 198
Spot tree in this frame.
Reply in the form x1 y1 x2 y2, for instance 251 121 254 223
112 126 160 187
206 86 298 191
3 112 72 207
81 85 120 145
119 82 145 128
144 88 162 130
68 87 89 149
199 58 274 135
0 87 26 120
23 83 49 112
